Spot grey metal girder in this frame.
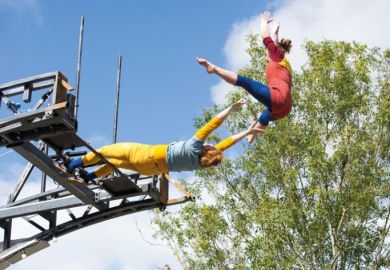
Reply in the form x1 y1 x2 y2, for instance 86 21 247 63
11 142 107 210
0 183 155 220
38 198 163 240
0 197 83 220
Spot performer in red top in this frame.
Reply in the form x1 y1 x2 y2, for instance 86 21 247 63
197 11 292 143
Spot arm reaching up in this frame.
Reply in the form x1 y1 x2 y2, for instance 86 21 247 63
260 11 272 39
194 100 245 141
215 123 265 152
216 99 245 121
231 123 265 144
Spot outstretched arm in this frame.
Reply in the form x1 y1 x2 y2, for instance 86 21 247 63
215 123 265 152
232 125 265 142
194 100 245 140
216 99 245 121
262 11 284 62
261 11 272 39
247 121 267 144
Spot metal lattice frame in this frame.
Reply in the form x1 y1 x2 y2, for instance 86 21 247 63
0 72 193 269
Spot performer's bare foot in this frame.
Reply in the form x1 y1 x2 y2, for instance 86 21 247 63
196 57 216 74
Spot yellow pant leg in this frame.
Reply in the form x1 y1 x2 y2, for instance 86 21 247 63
126 144 163 175
94 159 136 178
90 143 167 177
82 143 138 166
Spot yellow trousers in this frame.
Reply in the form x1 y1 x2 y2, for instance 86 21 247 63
82 116 237 178
82 143 168 177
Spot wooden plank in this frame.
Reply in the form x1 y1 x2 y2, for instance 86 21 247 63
159 174 169 205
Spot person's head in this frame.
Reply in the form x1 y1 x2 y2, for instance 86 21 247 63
279 38 292 53
264 38 292 62
199 147 223 168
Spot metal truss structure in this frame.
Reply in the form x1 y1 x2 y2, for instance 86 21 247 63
0 71 193 269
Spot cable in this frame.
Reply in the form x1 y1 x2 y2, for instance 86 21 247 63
0 150 13 158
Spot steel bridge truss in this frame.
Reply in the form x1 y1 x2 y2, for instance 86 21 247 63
0 72 193 269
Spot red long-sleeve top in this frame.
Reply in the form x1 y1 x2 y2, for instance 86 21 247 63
263 37 292 120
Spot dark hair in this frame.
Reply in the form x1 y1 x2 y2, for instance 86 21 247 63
280 38 292 53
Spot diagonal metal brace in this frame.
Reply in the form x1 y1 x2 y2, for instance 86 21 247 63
11 142 107 210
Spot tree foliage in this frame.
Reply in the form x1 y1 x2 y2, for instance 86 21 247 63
154 37 390 270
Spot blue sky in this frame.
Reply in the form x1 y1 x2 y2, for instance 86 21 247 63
0 0 389 269
0 1 269 269
0 0 265 145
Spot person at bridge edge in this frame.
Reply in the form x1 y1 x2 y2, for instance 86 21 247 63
65 100 263 181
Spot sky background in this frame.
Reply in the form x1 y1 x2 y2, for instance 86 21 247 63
0 0 389 269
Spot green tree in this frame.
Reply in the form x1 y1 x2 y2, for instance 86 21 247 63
154 38 390 270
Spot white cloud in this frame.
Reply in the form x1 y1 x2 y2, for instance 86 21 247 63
211 0 390 104
210 80 234 106
10 212 180 270
0 0 43 25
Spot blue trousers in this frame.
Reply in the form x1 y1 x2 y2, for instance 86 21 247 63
235 75 274 126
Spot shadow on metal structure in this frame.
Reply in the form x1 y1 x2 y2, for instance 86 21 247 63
0 72 193 268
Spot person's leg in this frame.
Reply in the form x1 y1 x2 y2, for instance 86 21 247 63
86 159 135 179
247 109 274 143
67 143 130 170
85 143 161 179
197 58 238 85
197 58 272 108
236 75 272 108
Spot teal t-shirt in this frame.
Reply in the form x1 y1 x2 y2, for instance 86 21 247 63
166 137 203 172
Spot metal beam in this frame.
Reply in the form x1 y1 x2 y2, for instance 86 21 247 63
40 144 48 193
0 101 68 130
8 143 45 203
113 54 122 144
0 72 57 98
39 199 163 240
0 239 49 267
23 217 45 232
8 163 34 204
22 83 32 103
4 187 69 208
11 142 107 210
0 182 157 220
39 211 57 229
0 220 12 251
4 174 150 208
0 197 83 220
74 16 84 119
